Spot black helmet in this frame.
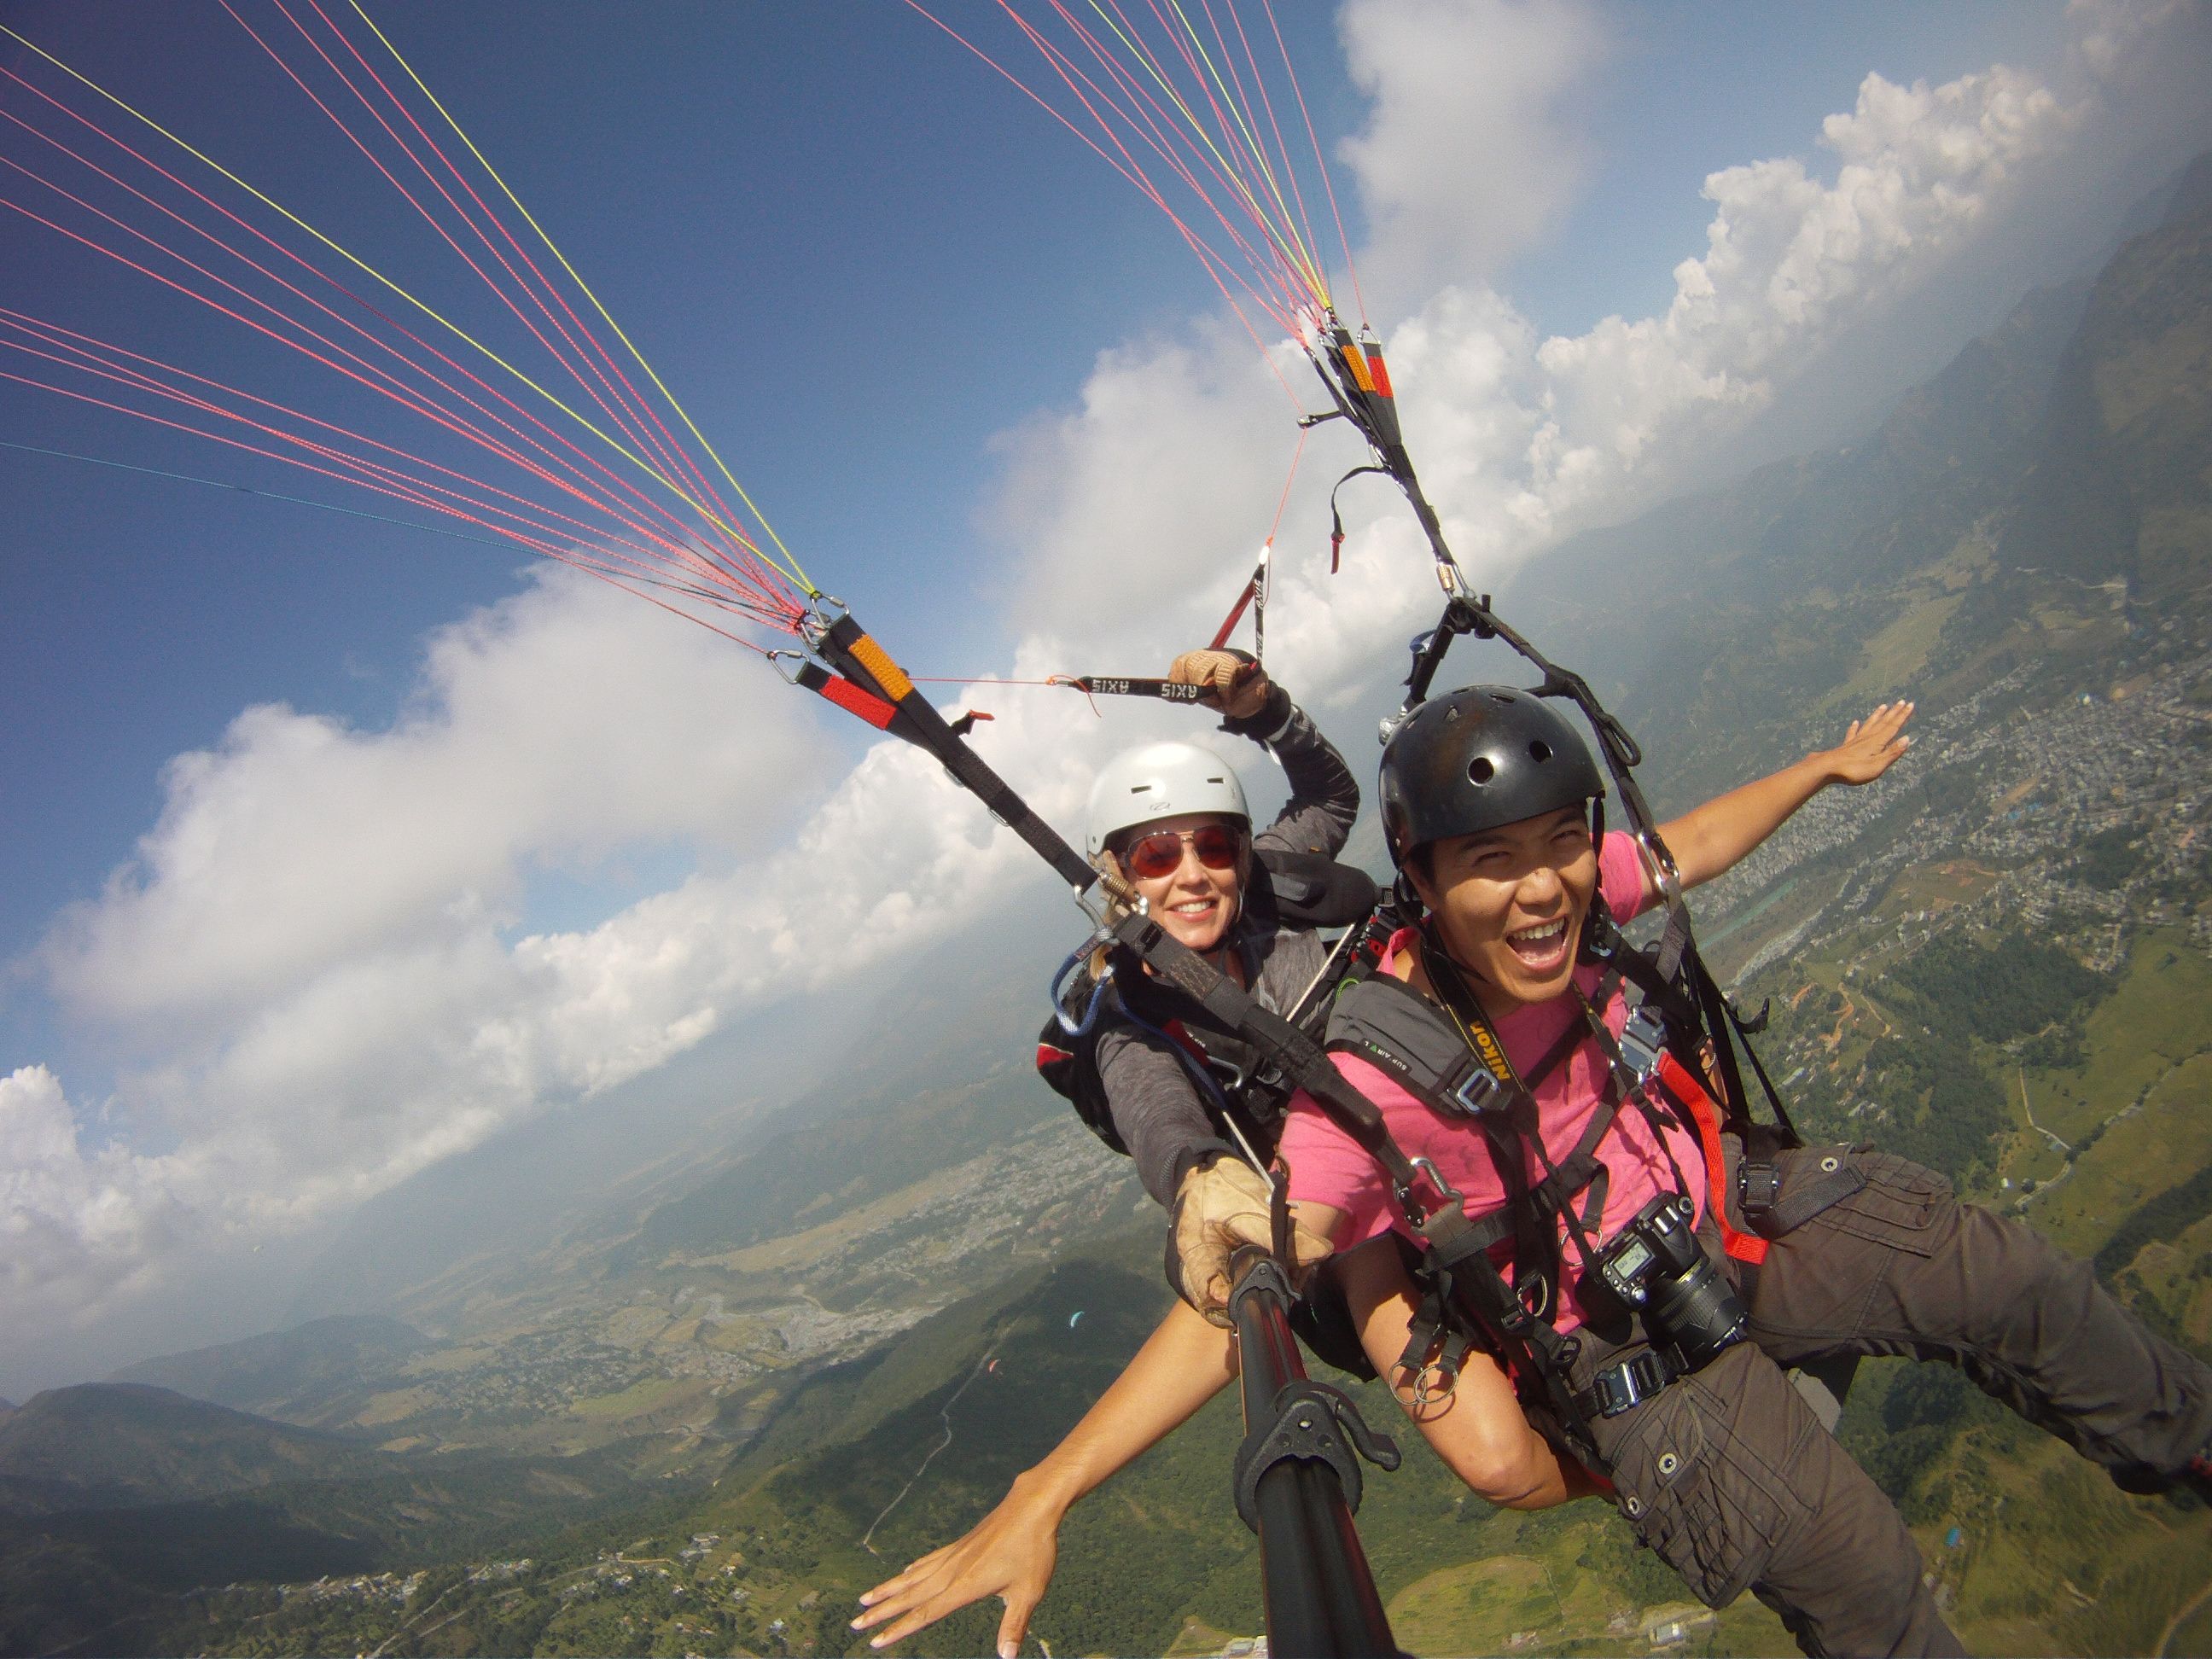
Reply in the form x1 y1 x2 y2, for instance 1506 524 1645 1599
1379 685 1605 865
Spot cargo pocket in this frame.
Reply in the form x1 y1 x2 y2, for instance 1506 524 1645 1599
1612 1367 1797 1609
1812 1150 1951 1259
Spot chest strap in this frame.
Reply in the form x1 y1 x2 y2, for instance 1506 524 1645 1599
1327 976 1626 1253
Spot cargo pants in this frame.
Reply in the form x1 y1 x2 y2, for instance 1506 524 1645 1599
1550 1139 2212 1658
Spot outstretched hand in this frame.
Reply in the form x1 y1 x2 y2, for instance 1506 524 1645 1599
1169 649 1270 720
854 1476 1062 1658
1816 701 1914 786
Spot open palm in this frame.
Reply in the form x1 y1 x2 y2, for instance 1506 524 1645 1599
1819 701 1915 785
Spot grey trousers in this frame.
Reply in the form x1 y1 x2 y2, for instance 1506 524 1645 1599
1551 1140 2212 1658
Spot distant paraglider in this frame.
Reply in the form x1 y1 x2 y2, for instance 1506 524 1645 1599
1068 1311 1084 1330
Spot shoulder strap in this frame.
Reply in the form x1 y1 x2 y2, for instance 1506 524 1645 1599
1250 848 1380 931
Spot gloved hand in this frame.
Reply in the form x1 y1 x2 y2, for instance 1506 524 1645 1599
1168 1156 1332 1326
1168 649 1270 720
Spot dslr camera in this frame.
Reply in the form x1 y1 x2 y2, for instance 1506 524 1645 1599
1593 1191 1749 1368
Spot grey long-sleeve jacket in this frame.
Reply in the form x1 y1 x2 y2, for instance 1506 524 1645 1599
1091 684 1359 1206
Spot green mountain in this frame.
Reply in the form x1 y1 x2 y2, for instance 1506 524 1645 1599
0 1384 680 1657
108 1315 431 1429
0 1383 397 1515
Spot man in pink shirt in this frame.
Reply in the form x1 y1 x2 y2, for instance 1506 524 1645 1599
1279 684 2212 1656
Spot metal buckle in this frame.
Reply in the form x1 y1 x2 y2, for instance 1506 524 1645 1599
1447 1063 1507 1118
1616 1004 1668 1089
1593 1348 1675 1417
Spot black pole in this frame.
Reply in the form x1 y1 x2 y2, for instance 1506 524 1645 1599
1229 1253 1400 1659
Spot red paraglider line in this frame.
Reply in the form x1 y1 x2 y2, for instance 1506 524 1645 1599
292 0 748 538
0 187 796 617
0 360 795 643
901 0 1308 375
0 145 736 592
1263 0 1364 324
2 323 699 596
218 0 705 521
1027 0 1309 323
0 313 799 622
959 4 1302 395
0 66 791 607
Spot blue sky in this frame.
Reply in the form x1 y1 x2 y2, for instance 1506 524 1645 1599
2 0 2207 1388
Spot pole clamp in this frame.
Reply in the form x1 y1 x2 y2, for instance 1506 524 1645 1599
1230 1379 1402 1533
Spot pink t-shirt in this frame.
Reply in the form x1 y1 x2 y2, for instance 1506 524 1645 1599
1279 831 1708 1335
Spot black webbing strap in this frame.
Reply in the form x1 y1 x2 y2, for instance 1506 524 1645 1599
1695 961 1801 1144
1107 908 1435 1204
1327 464 1388 574
812 614 1097 892
1065 675 1213 702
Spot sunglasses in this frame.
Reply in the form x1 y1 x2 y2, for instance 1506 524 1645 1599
1121 824 1245 881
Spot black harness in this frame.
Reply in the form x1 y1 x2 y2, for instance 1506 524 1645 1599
1316 895 1793 1461
1036 849 1386 1157
796 604 1800 1468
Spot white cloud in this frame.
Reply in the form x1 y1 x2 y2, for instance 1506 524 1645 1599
1523 59 2083 527
2067 0 2183 81
6 573 1130 1325
44 570 818 1026
1337 0 1607 304
1 1065 187 1317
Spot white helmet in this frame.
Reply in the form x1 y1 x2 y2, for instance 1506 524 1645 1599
1085 741 1249 860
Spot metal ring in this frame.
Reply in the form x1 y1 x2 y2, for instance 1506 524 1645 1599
1408 1360 1457 1409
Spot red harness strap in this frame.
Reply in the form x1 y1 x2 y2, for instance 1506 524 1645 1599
1655 1052 1768 1266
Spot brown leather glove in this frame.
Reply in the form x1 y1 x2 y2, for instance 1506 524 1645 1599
1168 1157 1332 1327
1168 649 1270 721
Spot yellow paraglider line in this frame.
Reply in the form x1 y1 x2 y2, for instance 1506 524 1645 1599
343 0 818 597
0 19 802 592
1080 0 1329 311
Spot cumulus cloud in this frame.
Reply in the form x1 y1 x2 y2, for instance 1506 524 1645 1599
2 1066 187 1318
1337 0 1608 303
44 571 818 1026
1527 59 2083 527
4 0 2193 1347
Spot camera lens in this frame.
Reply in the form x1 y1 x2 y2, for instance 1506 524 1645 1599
1647 1253 1749 1367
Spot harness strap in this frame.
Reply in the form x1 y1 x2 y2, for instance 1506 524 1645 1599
1652 1053 1768 1267
1573 1342 1689 1420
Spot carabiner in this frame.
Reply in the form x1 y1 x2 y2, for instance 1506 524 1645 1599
1411 1155 1464 1208
1049 941 1115 1038
797 593 851 650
